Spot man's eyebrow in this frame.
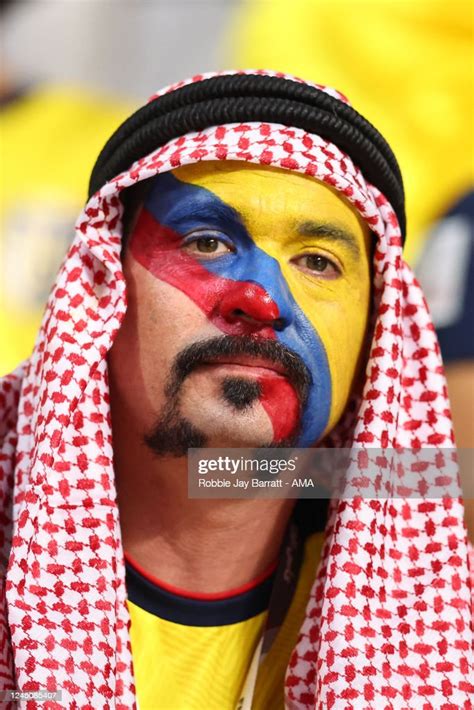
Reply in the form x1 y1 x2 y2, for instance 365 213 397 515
166 192 245 229
297 221 361 257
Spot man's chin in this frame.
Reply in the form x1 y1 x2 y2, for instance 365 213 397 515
144 413 300 457
144 375 302 456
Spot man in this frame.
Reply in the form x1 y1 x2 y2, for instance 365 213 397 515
0 71 472 709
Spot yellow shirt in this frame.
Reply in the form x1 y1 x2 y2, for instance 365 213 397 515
0 84 132 375
127 530 324 710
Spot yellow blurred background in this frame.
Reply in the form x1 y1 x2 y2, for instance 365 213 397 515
226 0 473 263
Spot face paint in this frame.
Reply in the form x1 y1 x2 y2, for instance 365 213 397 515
141 334 312 454
128 162 371 446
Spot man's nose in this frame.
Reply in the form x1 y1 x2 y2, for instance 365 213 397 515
217 277 294 332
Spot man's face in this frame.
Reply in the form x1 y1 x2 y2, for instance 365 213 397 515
109 162 371 453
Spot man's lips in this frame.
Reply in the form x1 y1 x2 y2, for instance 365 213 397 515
201 356 289 378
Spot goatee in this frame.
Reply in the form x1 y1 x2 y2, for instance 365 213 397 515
144 334 311 457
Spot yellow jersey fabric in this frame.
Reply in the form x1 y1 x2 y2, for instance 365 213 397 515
127 530 324 710
0 85 132 375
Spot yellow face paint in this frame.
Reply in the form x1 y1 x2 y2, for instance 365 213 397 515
169 162 371 438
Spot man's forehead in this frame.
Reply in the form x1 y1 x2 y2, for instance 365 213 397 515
142 161 370 249
170 160 333 197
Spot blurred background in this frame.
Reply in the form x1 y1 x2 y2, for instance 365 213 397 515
1 0 472 472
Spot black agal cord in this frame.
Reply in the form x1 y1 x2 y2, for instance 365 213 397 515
89 74 406 241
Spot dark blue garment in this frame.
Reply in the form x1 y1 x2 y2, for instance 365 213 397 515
416 191 474 363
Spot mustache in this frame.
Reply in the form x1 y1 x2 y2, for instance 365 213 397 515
166 335 312 407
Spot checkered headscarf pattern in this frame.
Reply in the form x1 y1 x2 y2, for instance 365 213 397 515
1 72 472 709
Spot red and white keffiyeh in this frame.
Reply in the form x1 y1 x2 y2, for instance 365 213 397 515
0 71 472 709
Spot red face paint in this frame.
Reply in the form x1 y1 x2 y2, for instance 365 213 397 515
130 209 278 338
129 208 300 441
257 373 300 441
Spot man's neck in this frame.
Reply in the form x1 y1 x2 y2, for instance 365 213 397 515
112 405 295 594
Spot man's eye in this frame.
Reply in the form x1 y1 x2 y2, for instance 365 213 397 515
194 238 223 253
294 254 341 278
182 233 235 257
